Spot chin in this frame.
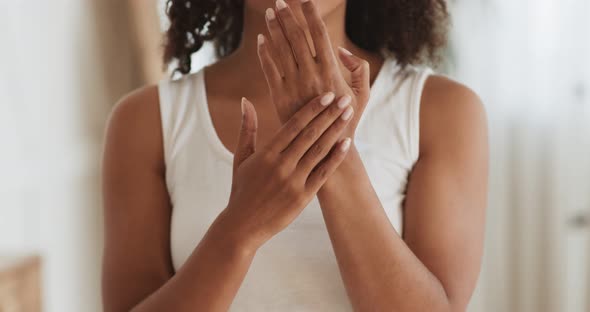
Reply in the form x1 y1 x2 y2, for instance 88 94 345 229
245 0 345 17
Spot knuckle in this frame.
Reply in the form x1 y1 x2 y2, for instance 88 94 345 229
315 166 329 180
309 77 324 91
320 69 337 83
241 125 256 135
286 182 300 196
313 74 324 84
261 151 276 166
309 143 324 158
243 145 256 157
273 162 291 182
303 127 318 141
286 118 302 134
302 79 317 91
320 168 329 180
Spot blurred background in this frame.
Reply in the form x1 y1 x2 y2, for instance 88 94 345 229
1 0 589 311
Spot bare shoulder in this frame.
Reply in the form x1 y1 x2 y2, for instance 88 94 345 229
102 85 174 311
103 84 163 172
419 75 488 156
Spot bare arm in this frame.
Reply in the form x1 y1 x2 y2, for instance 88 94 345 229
258 2 488 309
317 77 488 311
101 86 255 311
101 87 352 311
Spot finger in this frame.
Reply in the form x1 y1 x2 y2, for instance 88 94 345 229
300 0 338 67
233 98 258 174
305 137 352 191
338 47 371 97
281 95 352 161
296 105 354 174
269 92 336 152
257 34 282 89
266 8 297 77
275 0 315 69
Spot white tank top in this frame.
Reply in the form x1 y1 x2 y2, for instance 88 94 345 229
158 58 432 311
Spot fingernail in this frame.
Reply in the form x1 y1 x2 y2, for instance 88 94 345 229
241 97 247 115
276 0 287 10
338 46 353 56
300 0 310 3
341 106 353 120
340 138 352 152
265 8 275 20
257 34 264 45
337 95 352 109
320 92 335 106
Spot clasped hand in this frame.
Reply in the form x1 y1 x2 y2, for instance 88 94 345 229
223 0 372 251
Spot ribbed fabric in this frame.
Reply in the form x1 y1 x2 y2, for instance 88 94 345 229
158 58 432 311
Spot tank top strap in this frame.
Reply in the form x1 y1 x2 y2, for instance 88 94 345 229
406 66 433 162
358 59 432 165
157 71 203 190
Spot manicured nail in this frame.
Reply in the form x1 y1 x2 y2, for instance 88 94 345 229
338 46 353 56
341 106 354 121
265 8 275 20
337 95 352 109
257 34 264 45
276 0 287 10
340 138 352 152
241 97 247 115
320 92 335 106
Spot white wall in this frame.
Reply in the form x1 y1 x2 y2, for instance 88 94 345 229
0 1 126 311
451 1 590 311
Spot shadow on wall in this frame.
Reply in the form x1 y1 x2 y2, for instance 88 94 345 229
64 2 156 311
82 0 147 140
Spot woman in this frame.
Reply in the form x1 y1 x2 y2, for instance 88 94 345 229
102 0 489 311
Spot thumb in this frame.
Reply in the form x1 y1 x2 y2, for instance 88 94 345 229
233 97 258 173
337 47 370 98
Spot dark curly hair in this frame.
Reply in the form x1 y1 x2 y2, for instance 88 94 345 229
163 0 450 75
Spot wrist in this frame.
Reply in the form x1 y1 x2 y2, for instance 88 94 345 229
207 208 261 259
321 142 361 191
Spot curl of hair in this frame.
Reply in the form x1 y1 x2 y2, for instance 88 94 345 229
163 0 449 75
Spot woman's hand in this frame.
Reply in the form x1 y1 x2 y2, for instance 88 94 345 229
257 0 371 138
223 93 354 251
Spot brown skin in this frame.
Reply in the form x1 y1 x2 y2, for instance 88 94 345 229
102 0 488 311
258 1 488 311
103 91 354 311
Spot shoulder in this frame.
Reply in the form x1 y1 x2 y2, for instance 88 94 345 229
419 75 488 157
103 84 164 173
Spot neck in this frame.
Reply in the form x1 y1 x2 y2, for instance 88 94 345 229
217 2 358 97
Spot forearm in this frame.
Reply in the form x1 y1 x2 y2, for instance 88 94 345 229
318 146 451 311
132 209 257 312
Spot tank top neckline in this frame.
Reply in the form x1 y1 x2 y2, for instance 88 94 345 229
196 58 399 164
